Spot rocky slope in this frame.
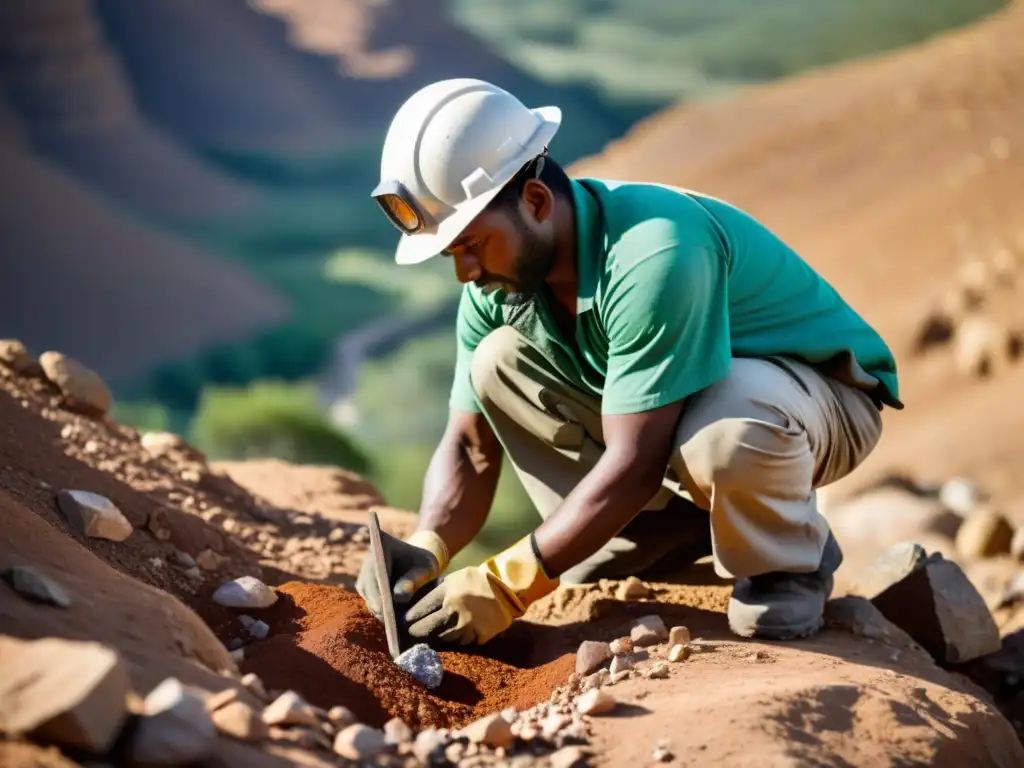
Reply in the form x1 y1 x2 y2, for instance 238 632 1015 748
572 0 1024 519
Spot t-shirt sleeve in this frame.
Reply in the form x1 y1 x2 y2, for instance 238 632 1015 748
448 284 502 413
601 226 732 415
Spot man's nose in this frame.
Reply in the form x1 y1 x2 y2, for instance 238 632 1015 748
453 252 481 284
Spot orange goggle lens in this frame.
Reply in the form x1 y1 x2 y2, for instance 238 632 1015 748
378 194 421 232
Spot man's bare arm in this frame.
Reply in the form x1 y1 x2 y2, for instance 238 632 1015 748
532 400 686 576
415 409 504 557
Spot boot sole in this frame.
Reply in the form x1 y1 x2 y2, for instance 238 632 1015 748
729 613 825 641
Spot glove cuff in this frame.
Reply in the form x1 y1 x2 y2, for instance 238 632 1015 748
481 534 560 608
406 529 450 573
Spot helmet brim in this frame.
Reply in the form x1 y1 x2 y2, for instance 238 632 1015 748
393 105 562 266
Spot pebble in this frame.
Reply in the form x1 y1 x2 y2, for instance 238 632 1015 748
328 528 346 543
240 673 268 702
327 705 356 726
617 576 652 600
227 638 245 651
500 706 518 723
395 643 444 689
211 700 266 742
212 576 278 609
56 490 133 542
412 729 447 763
195 549 227 571
668 644 691 663
955 507 1014 558
334 723 386 760
2 565 71 608
583 669 610 690
647 662 670 679
229 649 245 664
853 542 932 600
0 637 130 753
383 716 414 745
577 688 617 716
0 338 35 374
204 688 239 712
939 477 984 516
575 640 613 675
550 745 590 768
652 745 674 762
609 655 633 676
261 690 318 727
39 351 112 416
631 615 669 647
609 636 633 655
668 626 690 647
140 431 188 455
542 712 571 739
460 713 514 749
1010 527 1024 560
247 620 270 640
610 670 631 684
129 678 218 766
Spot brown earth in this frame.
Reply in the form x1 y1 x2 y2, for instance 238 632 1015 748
572 0 1024 523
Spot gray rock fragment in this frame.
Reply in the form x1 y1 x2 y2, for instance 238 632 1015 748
129 678 217 766
247 620 270 640
852 541 935 599
3 566 71 608
212 576 278 609
395 643 444 689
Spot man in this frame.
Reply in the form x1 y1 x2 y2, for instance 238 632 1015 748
356 78 901 646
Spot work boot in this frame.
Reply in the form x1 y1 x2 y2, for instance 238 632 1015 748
727 533 843 640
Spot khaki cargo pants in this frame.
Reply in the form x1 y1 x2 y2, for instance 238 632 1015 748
470 326 884 583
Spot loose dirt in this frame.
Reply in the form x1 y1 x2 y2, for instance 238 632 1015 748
227 582 575 729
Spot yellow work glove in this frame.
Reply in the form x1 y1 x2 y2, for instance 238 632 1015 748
355 529 449 621
404 534 559 646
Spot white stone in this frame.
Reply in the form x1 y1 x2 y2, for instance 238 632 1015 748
631 615 669 647
327 705 355 726
383 716 413 745
459 713 514 749
668 626 691 647
240 673 268 702
609 655 633 676
211 700 266 742
668 644 690 663
130 678 217 765
39 351 111 415
56 490 132 542
575 640 612 675
412 729 447 762
334 724 386 760
212 577 278 609
261 691 317 727
617 576 652 600
576 688 616 716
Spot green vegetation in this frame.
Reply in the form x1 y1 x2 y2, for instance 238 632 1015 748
450 0 1005 105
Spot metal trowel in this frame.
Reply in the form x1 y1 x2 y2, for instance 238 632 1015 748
367 509 402 660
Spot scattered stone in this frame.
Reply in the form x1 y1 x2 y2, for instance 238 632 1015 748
583 669 611 690
551 745 590 768
229 648 245 665
328 528 346 543
261 691 317 727
609 637 633 655
227 638 245 651
667 625 691 646
955 508 1014 559
395 643 444 689
246 620 270 640
39 351 112 416
140 431 187 455
459 713 514 749
500 706 517 723
211 700 266 742
412 729 447 763
542 712 571 739
195 549 227 571
383 716 413 745
610 670 631 684
238 615 256 629
609 655 633 676
1010 527 1024 561
954 317 1013 378
872 557 1001 663
129 678 218 766
745 651 765 663
212 576 278 609
2 565 71 608
0 637 130 753
327 705 356 726
617 576 652 600
56 490 132 542
652 745 674 762
647 662 670 679
0 339 37 374
240 673 268 702
183 567 204 582
575 640 613 675
577 688 617 716
334 723 386 760
631 615 669 647
204 688 240 713
939 477 984 516
853 542 933 599
668 644 690 663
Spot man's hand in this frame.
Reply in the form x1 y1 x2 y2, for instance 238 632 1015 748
355 529 449 620
404 534 558 645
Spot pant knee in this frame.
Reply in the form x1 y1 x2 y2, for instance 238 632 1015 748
679 418 813 500
469 326 521 401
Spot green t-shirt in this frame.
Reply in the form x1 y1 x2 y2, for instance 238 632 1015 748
449 177 902 416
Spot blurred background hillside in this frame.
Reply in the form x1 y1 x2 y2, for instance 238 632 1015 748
2 0 1016 565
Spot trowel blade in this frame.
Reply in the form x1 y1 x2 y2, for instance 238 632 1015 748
368 509 402 660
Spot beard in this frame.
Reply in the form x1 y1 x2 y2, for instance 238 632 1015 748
483 220 556 307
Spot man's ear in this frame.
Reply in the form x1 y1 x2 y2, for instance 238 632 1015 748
521 178 553 224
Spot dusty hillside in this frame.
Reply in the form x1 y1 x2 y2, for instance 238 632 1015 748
572 1 1024 517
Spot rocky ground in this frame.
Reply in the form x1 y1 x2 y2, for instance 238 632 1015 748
2 335 1024 768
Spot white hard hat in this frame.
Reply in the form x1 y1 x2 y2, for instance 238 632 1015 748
371 78 562 265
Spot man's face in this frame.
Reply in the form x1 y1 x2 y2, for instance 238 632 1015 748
443 186 556 307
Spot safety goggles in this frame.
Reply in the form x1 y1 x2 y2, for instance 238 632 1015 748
370 179 438 235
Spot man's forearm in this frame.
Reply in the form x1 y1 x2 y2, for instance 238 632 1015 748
415 420 502 558
532 451 664 577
